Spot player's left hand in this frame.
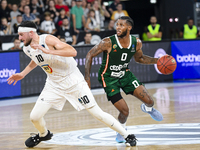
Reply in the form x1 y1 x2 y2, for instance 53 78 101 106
30 44 50 54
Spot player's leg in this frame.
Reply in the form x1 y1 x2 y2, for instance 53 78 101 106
86 103 136 146
121 71 163 121
109 93 129 143
25 100 53 148
30 101 52 137
70 81 137 146
25 83 64 148
132 85 163 121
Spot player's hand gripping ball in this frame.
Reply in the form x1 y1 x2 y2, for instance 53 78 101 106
157 55 177 75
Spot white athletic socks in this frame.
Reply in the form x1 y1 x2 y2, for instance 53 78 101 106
39 130 48 137
121 122 126 129
144 105 153 112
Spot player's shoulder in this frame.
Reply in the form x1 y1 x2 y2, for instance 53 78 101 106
100 37 112 45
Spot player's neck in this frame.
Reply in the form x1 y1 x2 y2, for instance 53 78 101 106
118 34 130 48
31 34 40 45
118 33 130 43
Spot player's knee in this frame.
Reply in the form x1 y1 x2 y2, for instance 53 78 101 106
120 108 129 117
30 112 40 123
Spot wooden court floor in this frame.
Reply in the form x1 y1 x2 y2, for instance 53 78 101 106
0 82 200 150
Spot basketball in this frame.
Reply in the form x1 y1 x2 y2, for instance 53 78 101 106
157 55 177 75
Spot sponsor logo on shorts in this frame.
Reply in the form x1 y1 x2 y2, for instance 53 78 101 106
43 123 200 146
111 71 125 78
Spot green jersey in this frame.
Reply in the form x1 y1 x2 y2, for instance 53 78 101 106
98 34 137 87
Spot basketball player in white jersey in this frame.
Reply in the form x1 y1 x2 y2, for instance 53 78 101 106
7 21 137 148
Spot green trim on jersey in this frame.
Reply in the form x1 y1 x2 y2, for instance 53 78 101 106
98 34 137 87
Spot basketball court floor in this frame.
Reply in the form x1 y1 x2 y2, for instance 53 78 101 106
0 81 200 150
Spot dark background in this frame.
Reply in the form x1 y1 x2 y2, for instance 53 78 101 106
105 0 195 40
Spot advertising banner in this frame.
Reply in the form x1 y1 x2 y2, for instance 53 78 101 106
171 40 200 79
0 52 21 98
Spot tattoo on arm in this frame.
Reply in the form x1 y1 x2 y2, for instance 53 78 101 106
141 55 159 64
85 38 111 80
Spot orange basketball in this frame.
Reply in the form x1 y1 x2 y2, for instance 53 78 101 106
157 55 177 75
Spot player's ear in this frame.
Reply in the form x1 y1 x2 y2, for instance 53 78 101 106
128 25 132 31
29 31 34 37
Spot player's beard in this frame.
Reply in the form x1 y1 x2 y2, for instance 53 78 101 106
117 29 128 38
25 38 32 46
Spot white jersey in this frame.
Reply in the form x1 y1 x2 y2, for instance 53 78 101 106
23 34 84 90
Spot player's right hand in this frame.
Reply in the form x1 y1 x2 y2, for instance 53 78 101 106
7 73 24 85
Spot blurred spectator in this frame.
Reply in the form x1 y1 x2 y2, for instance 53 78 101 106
22 5 39 23
40 12 57 35
55 0 70 17
56 18 77 45
87 0 94 3
85 9 100 32
45 0 59 20
71 0 76 8
71 0 86 33
147 16 162 41
13 15 23 33
8 38 22 50
92 0 110 29
77 32 92 45
111 3 129 22
108 0 125 15
54 8 68 27
105 19 115 30
65 0 72 7
142 26 149 41
0 0 11 22
18 0 27 14
0 18 11 35
82 0 89 19
180 18 198 39
10 4 21 33
29 0 43 17
59 36 66 42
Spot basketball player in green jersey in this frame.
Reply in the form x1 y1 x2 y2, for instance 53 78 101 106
85 16 163 143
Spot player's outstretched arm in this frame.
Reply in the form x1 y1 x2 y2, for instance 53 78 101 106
134 38 158 64
85 37 112 88
7 60 37 85
31 35 77 57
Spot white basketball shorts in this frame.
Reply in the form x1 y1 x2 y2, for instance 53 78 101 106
36 79 97 111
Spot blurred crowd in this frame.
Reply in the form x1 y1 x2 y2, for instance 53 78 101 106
0 0 130 47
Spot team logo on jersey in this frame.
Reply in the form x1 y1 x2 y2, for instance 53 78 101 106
41 44 45 48
41 64 53 74
113 44 117 49
131 44 135 52
113 49 117 52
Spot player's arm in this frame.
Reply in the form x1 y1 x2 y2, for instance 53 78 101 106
7 60 37 85
134 38 158 64
85 37 112 88
31 35 77 57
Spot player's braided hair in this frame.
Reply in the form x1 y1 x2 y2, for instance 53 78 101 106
118 16 134 28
